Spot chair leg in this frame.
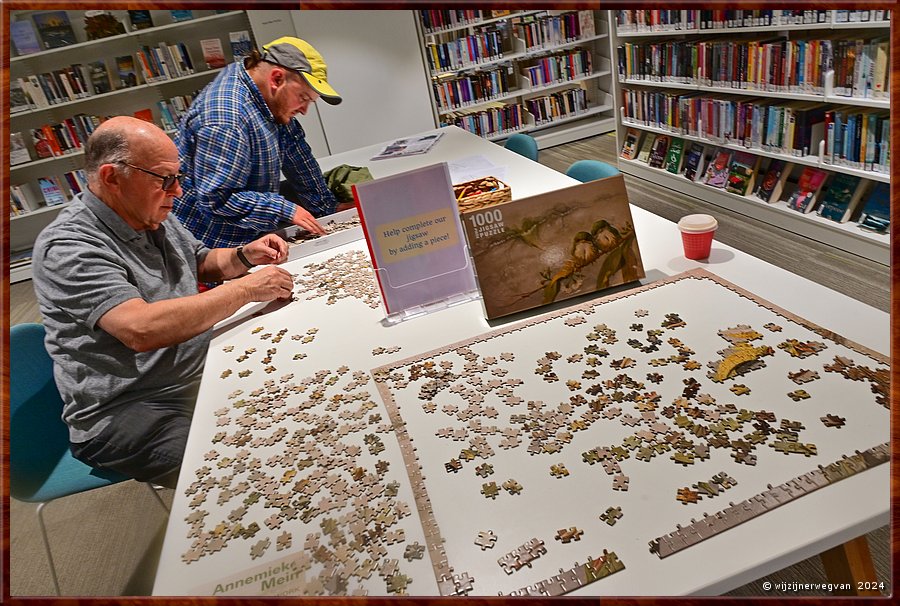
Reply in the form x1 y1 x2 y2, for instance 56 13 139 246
35 501 61 596
145 483 170 513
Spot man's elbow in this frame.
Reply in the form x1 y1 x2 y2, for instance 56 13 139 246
116 326 165 353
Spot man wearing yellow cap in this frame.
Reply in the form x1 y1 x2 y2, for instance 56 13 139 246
174 37 352 249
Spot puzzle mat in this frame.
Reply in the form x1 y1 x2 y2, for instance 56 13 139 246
374 269 889 595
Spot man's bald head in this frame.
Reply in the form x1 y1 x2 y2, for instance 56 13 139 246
84 116 174 179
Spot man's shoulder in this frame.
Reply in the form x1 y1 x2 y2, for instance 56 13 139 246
35 198 96 246
192 64 254 124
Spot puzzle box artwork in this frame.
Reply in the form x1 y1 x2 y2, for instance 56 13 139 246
373 269 888 595
461 175 645 319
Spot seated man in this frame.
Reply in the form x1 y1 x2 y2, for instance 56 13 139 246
32 116 295 488
174 36 353 249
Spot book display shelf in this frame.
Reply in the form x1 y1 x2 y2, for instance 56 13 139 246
9 9 255 283
610 9 890 265
416 9 616 148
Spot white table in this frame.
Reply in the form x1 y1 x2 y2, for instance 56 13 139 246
153 126 888 596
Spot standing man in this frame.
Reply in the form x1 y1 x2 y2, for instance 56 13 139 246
174 36 353 249
32 116 295 488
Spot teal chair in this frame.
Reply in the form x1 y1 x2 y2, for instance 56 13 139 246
566 160 620 182
504 133 539 162
10 322 168 595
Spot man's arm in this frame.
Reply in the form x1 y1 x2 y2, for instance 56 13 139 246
197 233 290 283
97 266 294 352
190 124 298 231
280 120 338 217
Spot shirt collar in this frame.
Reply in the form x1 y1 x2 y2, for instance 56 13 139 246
80 188 164 244
238 61 278 124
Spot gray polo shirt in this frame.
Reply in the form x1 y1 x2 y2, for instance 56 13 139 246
32 189 212 442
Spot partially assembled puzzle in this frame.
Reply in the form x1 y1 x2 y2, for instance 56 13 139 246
160 259 888 597
373 269 888 595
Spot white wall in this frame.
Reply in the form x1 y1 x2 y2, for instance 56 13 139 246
289 10 436 154
246 10 330 157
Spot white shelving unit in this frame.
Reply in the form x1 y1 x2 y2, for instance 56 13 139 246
9 9 254 283
609 9 890 265
415 9 617 148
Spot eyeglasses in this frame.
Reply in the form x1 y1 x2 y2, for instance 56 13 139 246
118 162 185 191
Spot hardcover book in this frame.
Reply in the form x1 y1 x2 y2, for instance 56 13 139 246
10 132 32 166
201 38 226 69
816 174 870 223
32 11 77 50
88 60 113 94
857 182 889 233
754 160 793 203
620 128 642 160
31 128 55 159
11 19 42 55
116 55 139 88
169 10 194 22
37 176 67 206
682 143 707 182
724 150 761 196
128 10 154 30
786 167 829 213
461 175 645 319
703 148 733 189
663 137 685 174
229 30 253 58
636 133 656 163
647 134 671 169
10 79 33 113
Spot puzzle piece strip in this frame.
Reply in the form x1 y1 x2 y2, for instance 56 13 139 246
649 443 889 558
507 550 625 596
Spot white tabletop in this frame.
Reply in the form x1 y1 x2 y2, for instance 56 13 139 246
153 126 888 596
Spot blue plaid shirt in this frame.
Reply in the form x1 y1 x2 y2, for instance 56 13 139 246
173 61 337 249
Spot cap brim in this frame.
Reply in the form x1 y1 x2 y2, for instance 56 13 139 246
300 73 342 105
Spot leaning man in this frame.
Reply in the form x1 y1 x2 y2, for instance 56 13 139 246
174 36 353 249
33 116 295 488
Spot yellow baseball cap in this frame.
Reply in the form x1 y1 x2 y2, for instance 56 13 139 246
261 36 342 105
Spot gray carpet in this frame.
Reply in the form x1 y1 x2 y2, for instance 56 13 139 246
8 132 890 596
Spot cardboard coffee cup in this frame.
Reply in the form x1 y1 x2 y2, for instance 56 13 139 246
677 214 717 260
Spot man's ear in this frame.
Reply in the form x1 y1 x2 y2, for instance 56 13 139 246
269 66 287 91
97 163 120 190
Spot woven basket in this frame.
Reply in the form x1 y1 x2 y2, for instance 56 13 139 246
453 177 512 213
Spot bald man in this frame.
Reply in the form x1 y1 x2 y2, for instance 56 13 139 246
32 116 295 488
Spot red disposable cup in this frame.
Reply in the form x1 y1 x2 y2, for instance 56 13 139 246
678 214 718 260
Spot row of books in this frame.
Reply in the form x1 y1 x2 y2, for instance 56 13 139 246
10 171 86 217
156 93 202 131
522 48 593 87
11 91 202 166
514 11 595 51
420 9 490 33
433 66 512 111
615 9 888 33
426 30 505 72
527 87 589 124
617 37 889 98
621 131 889 231
444 102 527 138
11 10 209 56
620 89 890 173
132 42 199 83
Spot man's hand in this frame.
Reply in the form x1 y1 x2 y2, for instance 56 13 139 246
237 266 294 302
242 234 289 266
292 206 326 235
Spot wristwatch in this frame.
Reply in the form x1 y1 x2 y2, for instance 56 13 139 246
236 246 255 269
